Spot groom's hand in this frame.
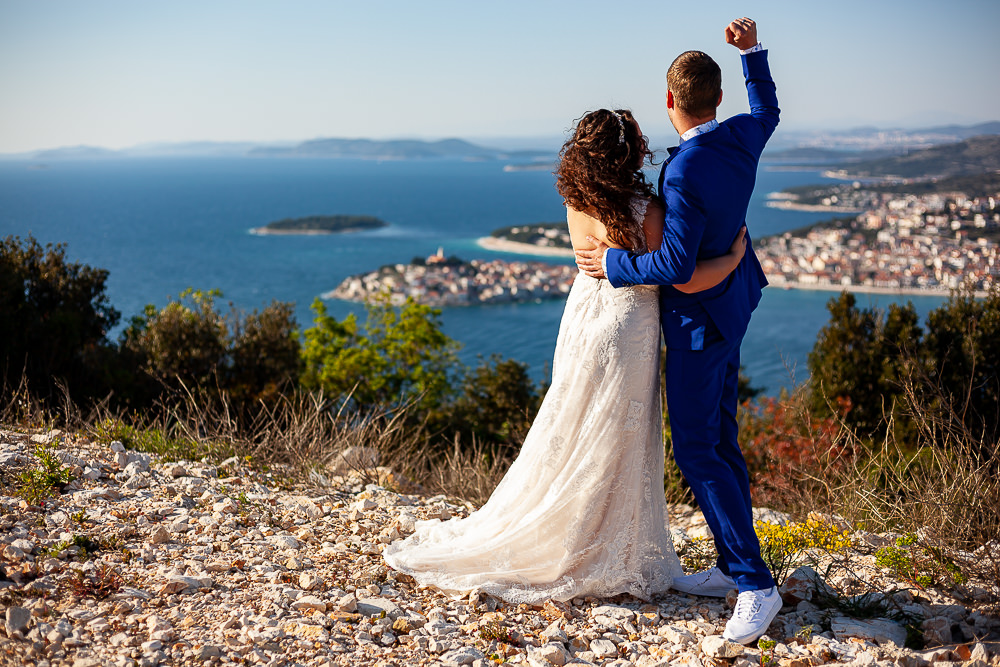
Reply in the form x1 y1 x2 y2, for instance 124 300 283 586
575 236 608 279
725 17 757 50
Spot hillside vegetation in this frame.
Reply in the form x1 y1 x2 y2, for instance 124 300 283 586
829 135 1000 179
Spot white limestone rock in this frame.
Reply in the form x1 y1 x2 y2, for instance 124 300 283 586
701 635 743 658
831 616 908 647
590 638 618 659
5 606 31 636
292 595 327 612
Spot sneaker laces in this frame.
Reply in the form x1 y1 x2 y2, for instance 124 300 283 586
734 592 761 619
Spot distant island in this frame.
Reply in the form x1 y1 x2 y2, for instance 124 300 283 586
248 137 551 162
477 222 573 257
328 248 576 307
250 215 387 235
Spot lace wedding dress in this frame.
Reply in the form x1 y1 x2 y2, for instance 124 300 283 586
383 200 682 603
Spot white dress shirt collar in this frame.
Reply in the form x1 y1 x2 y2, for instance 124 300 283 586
679 119 719 143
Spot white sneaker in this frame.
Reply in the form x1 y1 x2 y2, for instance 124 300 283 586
723 586 783 645
671 567 738 597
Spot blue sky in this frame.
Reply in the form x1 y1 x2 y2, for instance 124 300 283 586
1 0 998 152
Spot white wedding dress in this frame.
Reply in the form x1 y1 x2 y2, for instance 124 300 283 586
383 200 682 603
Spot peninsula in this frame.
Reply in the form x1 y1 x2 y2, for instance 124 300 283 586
476 222 573 257
250 215 388 235
327 249 577 307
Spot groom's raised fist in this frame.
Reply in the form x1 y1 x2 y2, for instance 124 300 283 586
725 17 757 50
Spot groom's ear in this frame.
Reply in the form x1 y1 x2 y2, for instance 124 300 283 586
717 90 723 107
666 90 675 110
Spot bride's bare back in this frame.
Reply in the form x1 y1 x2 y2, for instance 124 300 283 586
567 199 664 254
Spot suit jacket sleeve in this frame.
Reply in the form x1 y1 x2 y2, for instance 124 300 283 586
605 50 778 289
605 173 706 287
742 49 779 145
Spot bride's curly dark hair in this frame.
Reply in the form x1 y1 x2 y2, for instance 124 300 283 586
555 108 656 251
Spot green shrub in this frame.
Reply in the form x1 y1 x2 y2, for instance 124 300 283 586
432 355 540 448
300 294 460 413
807 291 920 441
121 289 299 417
755 517 852 586
17 443 75 505
874 533 968 589
921 288 1000 447
0 235 120 405
807 287 1000 447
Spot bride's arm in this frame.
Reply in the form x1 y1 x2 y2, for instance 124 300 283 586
673 227 747 293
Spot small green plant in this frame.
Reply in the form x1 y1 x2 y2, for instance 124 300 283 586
63 563 124 599
794 624 815 641
479 619 514 643
16 444 75 505
91 416 233 462
678 536 717 574
42 534 103 561
101 534 125 551
874 533 967 589
757 637 777 666
70 510 87 525
231 491 278 528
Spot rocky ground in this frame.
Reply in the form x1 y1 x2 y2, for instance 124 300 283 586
1 428 998 667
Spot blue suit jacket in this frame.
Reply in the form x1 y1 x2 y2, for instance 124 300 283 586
605 50 779 350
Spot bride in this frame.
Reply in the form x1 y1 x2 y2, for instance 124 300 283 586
383 109 746 603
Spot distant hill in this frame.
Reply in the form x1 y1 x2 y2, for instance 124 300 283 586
827 135 1000 179
918 121 1000 139
248 137 544 160
772 120 1000 156
763 146 901 162
13 138 549 161
862 171 1000 196
32 145 119 160
823 121 1000 142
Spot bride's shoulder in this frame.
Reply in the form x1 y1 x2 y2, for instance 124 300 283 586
638 197 664 252
630 196 663 217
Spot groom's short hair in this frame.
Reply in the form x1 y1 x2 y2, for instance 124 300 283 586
667 51 722 117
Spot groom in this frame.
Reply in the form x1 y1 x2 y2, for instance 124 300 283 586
575 18 780 644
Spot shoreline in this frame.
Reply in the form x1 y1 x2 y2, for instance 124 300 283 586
764 276 983 298
764 200 862 213
476 236 574 258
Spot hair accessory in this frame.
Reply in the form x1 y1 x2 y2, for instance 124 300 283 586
610 110 625 144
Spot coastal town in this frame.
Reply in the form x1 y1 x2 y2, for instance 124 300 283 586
328 179 1000 307
757 188 1000 294
327 250 577 307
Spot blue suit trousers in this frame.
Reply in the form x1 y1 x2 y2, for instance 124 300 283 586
665 321 775 592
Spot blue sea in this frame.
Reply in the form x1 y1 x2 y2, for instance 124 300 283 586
0 157 949 394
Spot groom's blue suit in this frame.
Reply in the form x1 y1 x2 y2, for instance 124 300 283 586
605 49 779 592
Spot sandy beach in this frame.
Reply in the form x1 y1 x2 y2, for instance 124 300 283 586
764 200 862 213
476 236 575 257
764 276 983 298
